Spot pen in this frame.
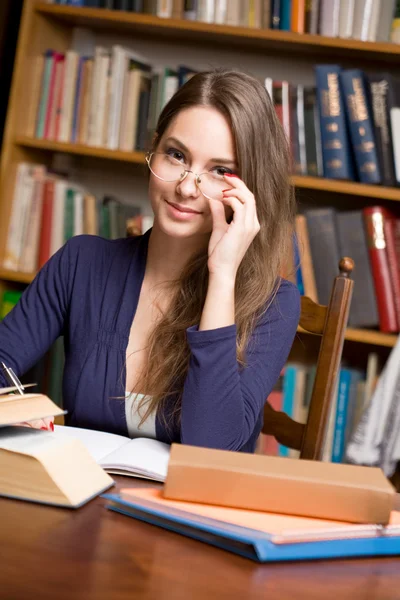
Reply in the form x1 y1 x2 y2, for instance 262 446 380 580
0 361 25 395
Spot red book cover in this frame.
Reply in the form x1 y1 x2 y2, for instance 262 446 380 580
44 52 63 139
383 212 400 329
363 206 399 333
38 178 55 268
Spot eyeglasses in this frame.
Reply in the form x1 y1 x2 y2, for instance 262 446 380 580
146 152 231 201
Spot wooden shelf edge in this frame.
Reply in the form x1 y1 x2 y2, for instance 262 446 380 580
0 269 34 284
35 3 400 60
15 137 400 201
297 325 397 347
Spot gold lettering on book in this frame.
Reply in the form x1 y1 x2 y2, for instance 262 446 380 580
365 212 386 250
322 74 340 117
325 140 342 149
370 80 390 145
360 162 377 173
346 77 368 122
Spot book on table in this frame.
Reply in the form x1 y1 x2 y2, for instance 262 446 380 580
104 487 400 563
0 392 170 508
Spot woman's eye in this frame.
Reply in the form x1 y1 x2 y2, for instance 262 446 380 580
212 166 233 177
166 148 185 163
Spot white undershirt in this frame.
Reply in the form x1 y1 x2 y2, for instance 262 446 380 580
125 392 156 439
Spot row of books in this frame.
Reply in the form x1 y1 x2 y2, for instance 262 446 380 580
2 162 153 274
292 207 400 334
261 353 380 463
48 0 400 44
28 45 196 152
29 44 400 188
268 66 400 186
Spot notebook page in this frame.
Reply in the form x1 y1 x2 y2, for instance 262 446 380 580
100 438 170 481
120 488 400 544
54 425 129 462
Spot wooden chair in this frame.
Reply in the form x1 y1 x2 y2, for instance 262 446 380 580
262 257 355 461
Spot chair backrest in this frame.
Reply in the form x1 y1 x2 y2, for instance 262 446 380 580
262 257 354 461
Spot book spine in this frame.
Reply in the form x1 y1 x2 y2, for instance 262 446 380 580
280 0 291 30
304 0 319 33
367 74 397 187
39 178 55 268
382 214 400 329
363 206 398 333
340 69 381 184
315 65 355 180
332 369 352 463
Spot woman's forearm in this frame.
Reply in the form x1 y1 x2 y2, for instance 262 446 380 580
199 273 235 331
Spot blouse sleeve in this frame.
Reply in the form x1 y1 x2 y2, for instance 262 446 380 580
180 279 300 451
0 241 72 387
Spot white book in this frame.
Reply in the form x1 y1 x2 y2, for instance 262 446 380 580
58 50 79 143
54 425 170 482
50 179 67 256
19 165 46 273
367 0 381 42
73 190 84 236
390 107 400 183
13 165 36 272
107 46 151 150
264 77 273 100
87 46 108 146
319 0 340 37
157 0 173 17
198 0 215 22
352 0 374 40
214 0 227 24
92 53 110 147
3 163 31 271
338 0 355 39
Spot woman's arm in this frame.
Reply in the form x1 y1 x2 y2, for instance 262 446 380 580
0 241 72 387
181 280 300 451
199 273 235 331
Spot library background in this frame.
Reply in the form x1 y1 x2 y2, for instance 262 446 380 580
0 0 400 477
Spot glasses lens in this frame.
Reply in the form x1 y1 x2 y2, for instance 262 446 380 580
197 172 228 201
148 153 186 182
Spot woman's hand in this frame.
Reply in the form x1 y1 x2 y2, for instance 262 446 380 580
207 174 260 282
13 416 54 431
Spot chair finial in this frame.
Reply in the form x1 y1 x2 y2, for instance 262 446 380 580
339 257 354 278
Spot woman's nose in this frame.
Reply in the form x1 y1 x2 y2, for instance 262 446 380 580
176 171 201 198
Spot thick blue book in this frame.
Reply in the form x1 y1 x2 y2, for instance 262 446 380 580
104 491 400 563
315 65 355 181
340 69 382 184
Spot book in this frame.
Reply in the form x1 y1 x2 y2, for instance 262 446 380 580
0 393 66 426
53 425 170 481
0 426 114 508
105 487 400 563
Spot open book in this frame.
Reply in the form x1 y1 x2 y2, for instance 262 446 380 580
0 426 114 508
54 425 170 482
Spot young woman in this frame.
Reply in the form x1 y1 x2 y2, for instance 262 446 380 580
0 69 300 452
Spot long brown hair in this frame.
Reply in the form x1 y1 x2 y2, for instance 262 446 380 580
133 69 296 428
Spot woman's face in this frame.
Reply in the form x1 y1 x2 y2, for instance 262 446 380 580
148 106 237 241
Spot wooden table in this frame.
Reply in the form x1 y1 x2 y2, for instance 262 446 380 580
1 477 400 600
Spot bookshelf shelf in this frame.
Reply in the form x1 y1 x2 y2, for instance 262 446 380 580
35 3 400 64
0 269 34 285
15 136 400 202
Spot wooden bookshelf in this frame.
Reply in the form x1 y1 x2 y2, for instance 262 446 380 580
35 3 400 64
15 136 400 203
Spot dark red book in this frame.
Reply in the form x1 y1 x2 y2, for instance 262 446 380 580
363 206 399 333
38 178 55 268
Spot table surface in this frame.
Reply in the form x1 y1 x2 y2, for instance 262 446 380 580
2 477 400 600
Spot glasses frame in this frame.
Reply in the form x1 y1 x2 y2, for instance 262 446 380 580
145 152 227 201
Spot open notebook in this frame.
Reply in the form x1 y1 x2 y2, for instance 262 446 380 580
54 425 170 482
105 487 400 563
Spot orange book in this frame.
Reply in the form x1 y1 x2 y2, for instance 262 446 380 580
291 0 305 33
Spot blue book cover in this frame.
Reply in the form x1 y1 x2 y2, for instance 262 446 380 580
278 365 297 457
104 493 400 563
293 233 304 295
315 65 355 181
332 368 352 463
340 69 382 184
71 56 87 143
280 0 291 30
